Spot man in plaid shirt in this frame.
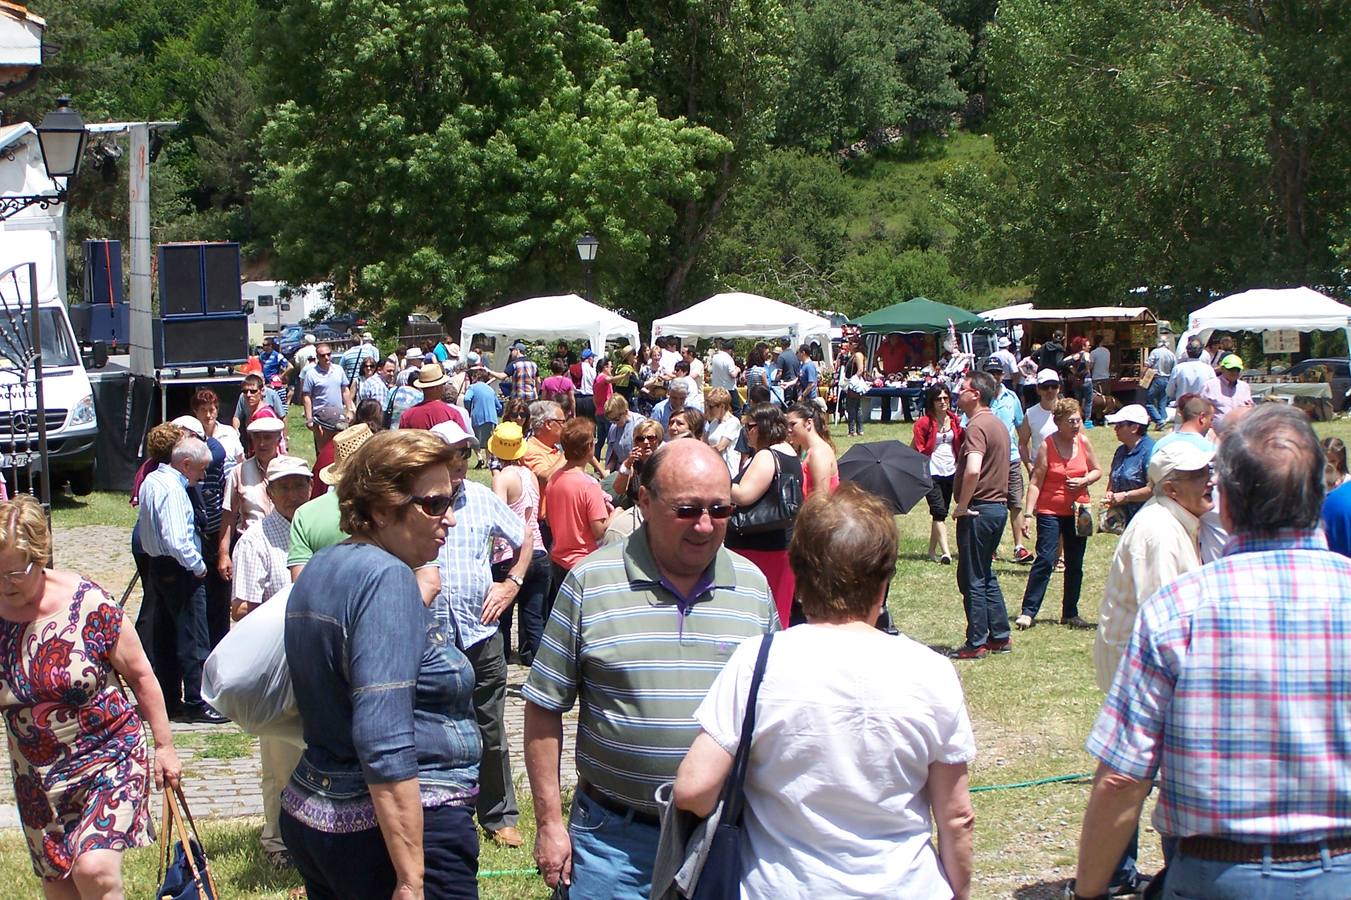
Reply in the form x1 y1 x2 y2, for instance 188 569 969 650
1073 405 1351 899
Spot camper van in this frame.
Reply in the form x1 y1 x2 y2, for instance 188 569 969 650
243 280 329 335
0 228 99 495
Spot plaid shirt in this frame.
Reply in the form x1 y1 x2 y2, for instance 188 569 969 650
432 481 525 650
1087 529 1351 842
231 509 292 605
511 359 539 401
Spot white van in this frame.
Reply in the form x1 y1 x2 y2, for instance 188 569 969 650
243 280 330 334
0 229 99 494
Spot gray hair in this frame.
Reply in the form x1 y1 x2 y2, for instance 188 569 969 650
171 435 211 468
667 382 689 401
528 400 563 431
1216 404 1324 533
966 371 998 407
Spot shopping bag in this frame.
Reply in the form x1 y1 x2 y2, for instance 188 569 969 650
157 783 218 900
202 584 303 746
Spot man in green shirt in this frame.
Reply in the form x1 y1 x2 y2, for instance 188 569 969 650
523 439 778 898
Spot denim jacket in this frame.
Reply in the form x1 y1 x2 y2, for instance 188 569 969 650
285 542 479 808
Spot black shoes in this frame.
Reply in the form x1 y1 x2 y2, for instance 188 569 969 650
177 704 229 725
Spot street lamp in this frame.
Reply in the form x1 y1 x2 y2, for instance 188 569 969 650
0 96 88 221
575 231 599 302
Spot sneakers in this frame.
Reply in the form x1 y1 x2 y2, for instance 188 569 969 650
1061 615 1096 630
1054 557 1066 572
952 644 988 660
986 637 1013 654
1013 546 1034 564
1065 874 1153 898
1015 614 1034 630
940 554 951 565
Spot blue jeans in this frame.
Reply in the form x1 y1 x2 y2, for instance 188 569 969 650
494 552 551 666
1112 827 1140 889
568 789 661 899
1020 513 1087 620
1162 843 1351 899
1147 375 1170 426
845 392 864 434
955 502 1010 648
282 803 479 899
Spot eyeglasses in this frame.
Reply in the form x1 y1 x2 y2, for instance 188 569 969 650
0 560 35 582
670 503 735 520
409 493 455 517
635 434 660 444
241 387 259 395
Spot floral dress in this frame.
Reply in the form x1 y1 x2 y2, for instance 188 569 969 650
0 579 152 879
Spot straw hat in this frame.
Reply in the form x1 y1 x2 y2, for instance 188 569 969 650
319 423 374 485
487 422 526 460
413 363 450 390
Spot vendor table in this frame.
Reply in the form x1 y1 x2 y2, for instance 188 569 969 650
865 385 924 423
1249 382 1332 401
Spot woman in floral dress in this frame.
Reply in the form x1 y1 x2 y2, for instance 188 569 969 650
0 495 181 898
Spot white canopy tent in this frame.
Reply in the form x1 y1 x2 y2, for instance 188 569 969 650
651 292 832 347
459 294 640 366
979 303 1157 323
1177 287 1351 356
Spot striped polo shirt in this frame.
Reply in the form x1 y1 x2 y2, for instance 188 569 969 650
522 525 778 813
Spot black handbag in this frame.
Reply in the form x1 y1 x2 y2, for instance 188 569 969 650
730 452 803 535
157 783 218 900
692 633 774 900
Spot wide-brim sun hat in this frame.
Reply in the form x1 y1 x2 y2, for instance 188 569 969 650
413 362 450 390
319 423 374 485
487 422 526 460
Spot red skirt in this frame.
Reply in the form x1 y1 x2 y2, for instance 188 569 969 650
734 548 796 626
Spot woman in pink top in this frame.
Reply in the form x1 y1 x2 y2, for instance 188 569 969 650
1018 398 1101 630
786 404 839 497
543 418 615 592
489 422 553 666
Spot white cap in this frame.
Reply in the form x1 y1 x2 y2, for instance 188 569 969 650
430 419 479 448
362 332 374 341
1036 369 1061 385
171 415 205 438
1148 441 1216 486
266 455 313 482
405 347 424 361
246 415 285 433
997 336 1011 348
1105 404 1149 427
304 334 316 345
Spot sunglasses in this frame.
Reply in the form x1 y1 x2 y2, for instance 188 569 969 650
670 503 735 520
409 493 455 517
635 434 660 444
241 387 259 395
317 353 332 359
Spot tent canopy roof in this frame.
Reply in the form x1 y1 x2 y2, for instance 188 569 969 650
980 304 1156 324
850 297 984 334
651 293 831 343
1179 287 1351 356
459 293 639 351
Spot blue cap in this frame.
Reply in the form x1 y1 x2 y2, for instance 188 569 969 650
581 348 595 359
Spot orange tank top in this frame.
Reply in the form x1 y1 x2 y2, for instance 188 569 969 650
1037 433 1090 516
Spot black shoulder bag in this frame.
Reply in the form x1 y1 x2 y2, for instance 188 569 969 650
730 452 803 535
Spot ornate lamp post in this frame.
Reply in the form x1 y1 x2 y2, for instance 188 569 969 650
575 231 599 302
0 96 88 220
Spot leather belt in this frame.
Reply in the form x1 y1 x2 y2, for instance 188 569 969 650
576 780 660 827
1180 835 1351 864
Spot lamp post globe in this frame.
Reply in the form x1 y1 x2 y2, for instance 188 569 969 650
575 231 599 301
37 97 88 183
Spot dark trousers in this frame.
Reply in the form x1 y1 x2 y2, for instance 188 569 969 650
464 632 518 832
955 502 1010 648
282 804 479 900
1020 513 1086 620
145 555 209 709
594 414 609 458
201 531 231 650
549 559 570 624
845 392 864 434
493 552 551 666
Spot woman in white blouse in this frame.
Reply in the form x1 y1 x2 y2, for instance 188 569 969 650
703 388 743 475
675 483 976 899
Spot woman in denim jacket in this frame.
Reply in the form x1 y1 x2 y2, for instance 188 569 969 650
281 430 482 900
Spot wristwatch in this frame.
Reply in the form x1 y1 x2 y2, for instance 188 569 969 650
507 573 524 588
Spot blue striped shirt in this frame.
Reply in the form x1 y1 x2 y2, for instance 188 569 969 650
522 528 778 812
432 481 525 649
137 464 205 575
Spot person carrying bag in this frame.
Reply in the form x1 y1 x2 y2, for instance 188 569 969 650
157 782 220 900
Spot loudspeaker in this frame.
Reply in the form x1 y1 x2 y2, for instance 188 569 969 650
156 242 242 317
71 303 130 346
152 315 249 368
82 240 123 306
203 243 242 314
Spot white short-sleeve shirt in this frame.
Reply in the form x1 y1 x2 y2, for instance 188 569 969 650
695 627 976 899
1024 403 1058 464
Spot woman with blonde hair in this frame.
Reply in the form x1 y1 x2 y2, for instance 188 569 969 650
676 484 975 898
704 388 743 475
283 430 481 899
0 495 182 898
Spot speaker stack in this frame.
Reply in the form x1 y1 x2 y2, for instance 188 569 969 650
71 240 129 349
152 242 248 368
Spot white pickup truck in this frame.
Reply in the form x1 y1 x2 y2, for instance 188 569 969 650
0 228 99 494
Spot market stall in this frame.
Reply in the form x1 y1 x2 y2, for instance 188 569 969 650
459 293 640 369
980 305 1160 403
650 292 832 348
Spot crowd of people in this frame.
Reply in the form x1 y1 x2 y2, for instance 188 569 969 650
4 321 1351 900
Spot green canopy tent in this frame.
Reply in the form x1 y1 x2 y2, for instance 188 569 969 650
849 297 984 334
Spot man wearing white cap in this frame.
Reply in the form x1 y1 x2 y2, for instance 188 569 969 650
991 336 1018 390
1102 404 1155 526
397 346 425 386
429 419 533 849
1088 440 1215 896
230 454 312 868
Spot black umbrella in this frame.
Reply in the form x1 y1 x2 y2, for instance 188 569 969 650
838 440 933 514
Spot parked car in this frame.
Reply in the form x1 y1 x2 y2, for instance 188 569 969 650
1284 357 1351 411
281 324 349 360
399 313 445 350
322 311 367 334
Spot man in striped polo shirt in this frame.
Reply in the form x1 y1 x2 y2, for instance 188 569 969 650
523 439 778 898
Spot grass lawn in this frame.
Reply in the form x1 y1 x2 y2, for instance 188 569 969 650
27 405 1351 898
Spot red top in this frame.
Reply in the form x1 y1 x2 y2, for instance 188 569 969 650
397 400 468 433
1037 432 1091 516
593 373 613 412
544 467 609 569
912 411 963 458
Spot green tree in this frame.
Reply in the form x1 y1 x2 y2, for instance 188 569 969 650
836 245 961 314
775 0 969 152
253 0 729 326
